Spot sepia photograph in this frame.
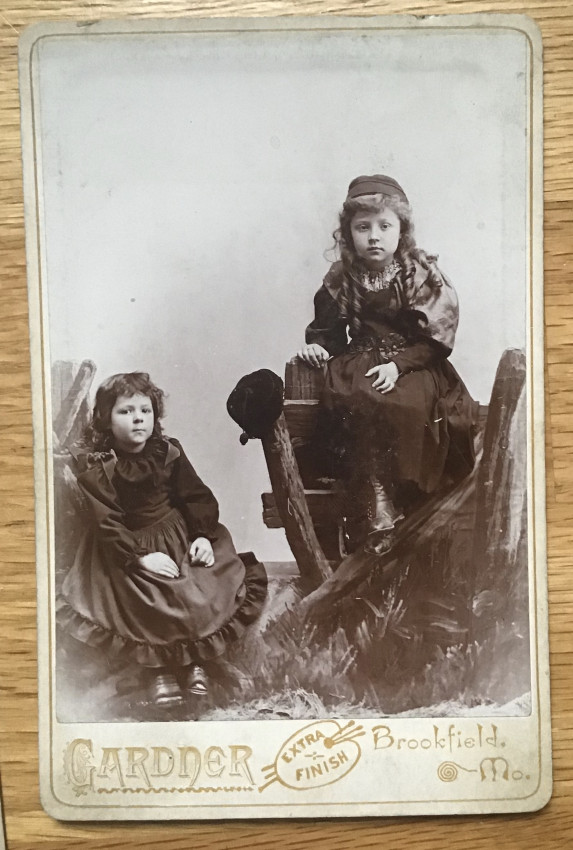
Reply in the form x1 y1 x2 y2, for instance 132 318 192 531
20 14 548 818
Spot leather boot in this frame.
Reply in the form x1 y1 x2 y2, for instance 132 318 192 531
365 475 404 555
367 474 402 530
183 664 209 696
150 670 183 707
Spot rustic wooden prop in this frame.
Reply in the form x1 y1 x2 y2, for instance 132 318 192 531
53 359 96 447
284 356 326 400
293 350 524 625
298 449 482 619
52 361 97 552
262 357 486 602
470 348 528 641
262 358 342 581
261 413 332 587
258 352 531 635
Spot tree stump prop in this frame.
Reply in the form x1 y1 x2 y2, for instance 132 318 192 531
470 348 528 643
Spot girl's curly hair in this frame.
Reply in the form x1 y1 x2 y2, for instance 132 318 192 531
85 372 165 450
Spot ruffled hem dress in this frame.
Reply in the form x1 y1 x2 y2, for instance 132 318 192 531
56 436 267 669
305 260 478 498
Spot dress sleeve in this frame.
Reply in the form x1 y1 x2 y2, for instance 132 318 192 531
78 462 144 571
392 338 447 374
305 285 348 356
168 439 219 541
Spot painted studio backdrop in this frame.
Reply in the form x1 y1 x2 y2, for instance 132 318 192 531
36 27 528 565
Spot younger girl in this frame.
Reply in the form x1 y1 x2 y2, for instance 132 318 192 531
57 372 267 707
298 174 477 554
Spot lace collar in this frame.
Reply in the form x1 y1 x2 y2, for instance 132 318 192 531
358 260 401 293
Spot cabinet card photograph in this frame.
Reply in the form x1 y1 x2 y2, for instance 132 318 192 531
20 14 549 819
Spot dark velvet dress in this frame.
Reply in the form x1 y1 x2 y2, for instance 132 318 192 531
57 437 267 669
306 270 477 499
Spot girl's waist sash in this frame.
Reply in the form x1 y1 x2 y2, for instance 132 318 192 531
347 330 407 358
125 505 183 533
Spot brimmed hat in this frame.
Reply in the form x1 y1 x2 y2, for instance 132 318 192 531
227 369 284 444
346 174 408 203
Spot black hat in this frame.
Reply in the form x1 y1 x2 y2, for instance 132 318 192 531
227 369 284 444
346 174 408 203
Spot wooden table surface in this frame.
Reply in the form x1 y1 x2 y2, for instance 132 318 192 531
1 1 572 847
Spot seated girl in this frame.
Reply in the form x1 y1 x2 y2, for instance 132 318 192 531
298 174 477 554
57 372 267 707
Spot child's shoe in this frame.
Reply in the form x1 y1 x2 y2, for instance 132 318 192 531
151 671 183 707
183 664 209 696
364 527 396 556
364 474 404 554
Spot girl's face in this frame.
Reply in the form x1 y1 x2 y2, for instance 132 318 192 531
350 206 401 270
110 393 154 453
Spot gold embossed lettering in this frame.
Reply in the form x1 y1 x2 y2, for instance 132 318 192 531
205 746 225 777
97 748 125 787
372 725 394 749
178 747 201 783
64 738 95 793
126 747 151 788
229 746 254 784
480 757 509 781
151 747 174 777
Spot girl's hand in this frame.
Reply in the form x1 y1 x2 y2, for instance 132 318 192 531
139 552 179 578
190 537 215 567
366 362 400 394
297 343 330 368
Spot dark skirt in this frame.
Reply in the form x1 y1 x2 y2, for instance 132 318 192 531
322 348 477 495
57 510 267 668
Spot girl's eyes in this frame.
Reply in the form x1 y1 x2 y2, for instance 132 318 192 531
354 221 392 231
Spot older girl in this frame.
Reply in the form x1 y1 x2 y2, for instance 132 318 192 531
298 175 477 554
57 372 267 707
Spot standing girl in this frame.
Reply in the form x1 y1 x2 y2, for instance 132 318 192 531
298 175 477 554
57 372 267 707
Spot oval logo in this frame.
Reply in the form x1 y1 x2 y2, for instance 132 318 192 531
259 720 364 792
